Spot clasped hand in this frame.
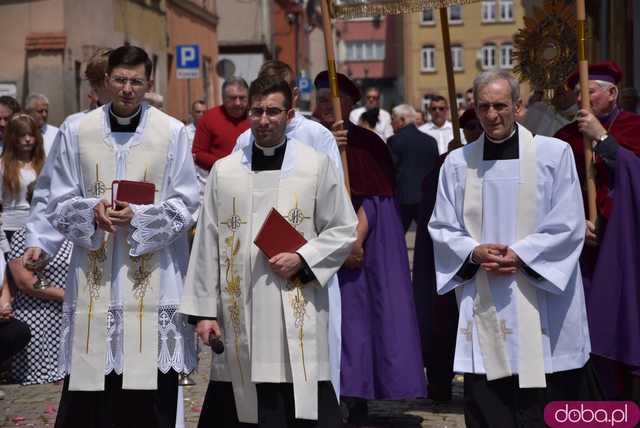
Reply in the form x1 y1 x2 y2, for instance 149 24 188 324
94 200 134 232
472 244 521 275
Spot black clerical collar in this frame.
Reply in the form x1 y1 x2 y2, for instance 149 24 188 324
483 127 519 160
109 105 142 133
251 139 287 171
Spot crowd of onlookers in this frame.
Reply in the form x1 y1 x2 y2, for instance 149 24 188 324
0 93 67 399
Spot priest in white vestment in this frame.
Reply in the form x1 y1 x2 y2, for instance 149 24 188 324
180 76 357 427
232 60 344 406
428 70 600 427
24 46 200 428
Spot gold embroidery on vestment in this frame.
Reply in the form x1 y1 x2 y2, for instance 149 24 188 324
285 197 310 382
288 277 308 382
499 320 513 341
130 253 154 353
222 197 246 383
86 239 108 353
93 163 106 197
286 194 310 227
460 320 473 342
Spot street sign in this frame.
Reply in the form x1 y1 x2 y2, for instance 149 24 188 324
176 45 200 79
0 82 17 98
215 59 236 79
298 72 311 101
298 75 311 94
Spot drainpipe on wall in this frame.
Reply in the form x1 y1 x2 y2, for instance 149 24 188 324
261 0 272 56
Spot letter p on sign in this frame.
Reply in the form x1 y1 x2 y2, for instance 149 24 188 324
176 45 200 79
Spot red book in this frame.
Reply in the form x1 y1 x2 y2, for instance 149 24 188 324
253 208 307 259
111 180 155 208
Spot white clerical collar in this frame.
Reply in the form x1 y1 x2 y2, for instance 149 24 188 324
110 105 141 125
486 127 516 144
255 138 286 156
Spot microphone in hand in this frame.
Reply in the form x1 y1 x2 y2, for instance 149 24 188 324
208 331 224 354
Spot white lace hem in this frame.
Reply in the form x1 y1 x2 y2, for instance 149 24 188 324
59 304 198 376
128 199 190 256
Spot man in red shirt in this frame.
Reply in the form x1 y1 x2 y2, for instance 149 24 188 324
192 77 250 170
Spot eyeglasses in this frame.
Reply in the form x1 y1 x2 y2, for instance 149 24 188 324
367 96 379 100
110 75 147 88
249 107 288 118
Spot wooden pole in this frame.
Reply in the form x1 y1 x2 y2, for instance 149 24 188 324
439 8 461 147
320 0 351 193
577 0 597 222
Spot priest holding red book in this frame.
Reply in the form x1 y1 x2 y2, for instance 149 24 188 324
23 45 201 428
180 76 357 427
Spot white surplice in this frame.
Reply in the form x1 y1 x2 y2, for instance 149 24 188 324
428 127 591 376
234 111 345 398
26 112 87 253
29 103 200 382
180 139 357 423
42 123 59 156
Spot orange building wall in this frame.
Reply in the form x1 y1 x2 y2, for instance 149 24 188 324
272 1 306 76
166 2 219 122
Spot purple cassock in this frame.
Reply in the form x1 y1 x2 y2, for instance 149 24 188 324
586 147 640 376
338 124 426 400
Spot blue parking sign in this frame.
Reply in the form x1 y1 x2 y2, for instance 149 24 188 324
298 75 311 94
176 45 200 79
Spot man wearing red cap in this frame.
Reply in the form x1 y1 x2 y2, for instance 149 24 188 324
555 61 640 402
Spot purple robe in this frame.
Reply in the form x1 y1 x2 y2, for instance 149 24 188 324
587 147 640 376
338 196 426 400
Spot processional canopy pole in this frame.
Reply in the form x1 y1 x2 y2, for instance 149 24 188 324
321 0 480 189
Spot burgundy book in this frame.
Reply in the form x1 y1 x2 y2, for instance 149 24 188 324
253 208 307 259
111 180 155 208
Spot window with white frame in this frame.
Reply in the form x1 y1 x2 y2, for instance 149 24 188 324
422 96 432 113
345 41 385 61
452 45 464 71
421 8 435 25
500 43 513 68
449 5 463 24
482 0 497 22
481 43 496 69
500 0 514 21
421 45 436 72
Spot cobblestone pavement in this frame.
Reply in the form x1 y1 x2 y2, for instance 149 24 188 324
2 228 465 427
1 347 465 427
